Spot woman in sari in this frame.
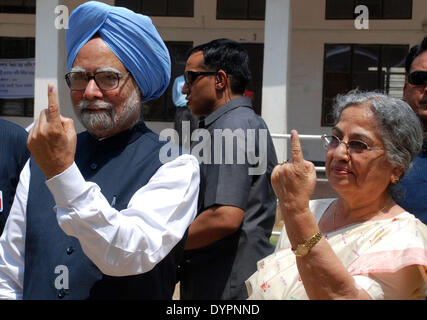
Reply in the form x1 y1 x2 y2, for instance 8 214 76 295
246 91 427 300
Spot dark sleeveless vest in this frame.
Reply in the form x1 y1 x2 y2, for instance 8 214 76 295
23 122 185 300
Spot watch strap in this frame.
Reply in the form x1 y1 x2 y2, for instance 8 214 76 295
292 231 323 257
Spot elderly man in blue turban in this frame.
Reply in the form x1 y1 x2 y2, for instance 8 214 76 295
0 1 199 300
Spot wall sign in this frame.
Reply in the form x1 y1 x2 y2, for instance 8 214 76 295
0 59 35 99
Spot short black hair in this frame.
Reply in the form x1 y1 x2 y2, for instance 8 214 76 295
188 39 252 94
405 36 427 73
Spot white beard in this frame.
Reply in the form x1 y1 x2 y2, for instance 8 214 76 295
77 88 140 137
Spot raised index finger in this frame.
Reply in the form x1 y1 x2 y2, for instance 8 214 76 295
290 129 305 166
47 84 61 124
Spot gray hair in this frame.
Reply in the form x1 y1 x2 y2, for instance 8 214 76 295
332 89 423 199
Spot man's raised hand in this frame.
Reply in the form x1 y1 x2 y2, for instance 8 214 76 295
27 84 77 179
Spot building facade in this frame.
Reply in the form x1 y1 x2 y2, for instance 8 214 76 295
0 0 426 163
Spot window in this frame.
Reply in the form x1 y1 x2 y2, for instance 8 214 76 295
325 0 412 19
115 0 194 17
322 43 409 126
0 0 35 14
142 42 193 122
217 0 265 20
241 43 264 116
0 37 35 117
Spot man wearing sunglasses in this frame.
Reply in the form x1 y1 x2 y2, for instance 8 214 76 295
0 2 199 300
396 36 427 223
178 39 278 300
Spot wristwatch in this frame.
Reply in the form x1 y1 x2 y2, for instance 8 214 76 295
292 231 323 257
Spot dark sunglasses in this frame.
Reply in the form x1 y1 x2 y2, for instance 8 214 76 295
407 71 427 86
184 71 217 85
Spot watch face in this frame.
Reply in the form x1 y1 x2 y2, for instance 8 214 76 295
297 245 309 256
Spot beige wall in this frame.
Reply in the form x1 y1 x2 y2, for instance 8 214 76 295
0 14 35 37
152 0 264 45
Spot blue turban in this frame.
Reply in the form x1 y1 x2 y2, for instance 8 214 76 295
66 1 171 102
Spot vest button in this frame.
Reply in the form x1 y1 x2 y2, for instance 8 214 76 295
66 247 74 255
57 289 67 299
90 163 98 170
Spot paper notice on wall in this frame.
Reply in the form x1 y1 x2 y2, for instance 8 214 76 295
0 59 35 99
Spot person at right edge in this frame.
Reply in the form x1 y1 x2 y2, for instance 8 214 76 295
396 36 427 223
179 39 278 300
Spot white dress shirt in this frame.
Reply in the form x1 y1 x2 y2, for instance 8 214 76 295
0 154 199 300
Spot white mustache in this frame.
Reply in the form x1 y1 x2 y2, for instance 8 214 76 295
78 100 114 112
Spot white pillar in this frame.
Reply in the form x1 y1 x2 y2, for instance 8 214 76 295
34 0 63 119
261 0 291 162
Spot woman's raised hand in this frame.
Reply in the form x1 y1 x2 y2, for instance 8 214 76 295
271 130 317 217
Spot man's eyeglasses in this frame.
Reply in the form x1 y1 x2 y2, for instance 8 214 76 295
184 71 217 85
65 71 129 91
321 135 384 154
407 71 427 86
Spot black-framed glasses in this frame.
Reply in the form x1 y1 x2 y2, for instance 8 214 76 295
65 71 129 91
184 70 217 85
407 71 427 86
321 134 384 154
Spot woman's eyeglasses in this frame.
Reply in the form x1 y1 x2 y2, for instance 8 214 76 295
321 135 384 154
184 71 217 85
65 71 129 91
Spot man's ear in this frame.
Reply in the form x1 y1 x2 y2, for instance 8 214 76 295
215 70 227 89
402 81 408 102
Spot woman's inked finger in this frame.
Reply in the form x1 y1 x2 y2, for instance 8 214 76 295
290 129 304 166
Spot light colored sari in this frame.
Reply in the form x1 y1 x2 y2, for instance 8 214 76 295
246 199 427 300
